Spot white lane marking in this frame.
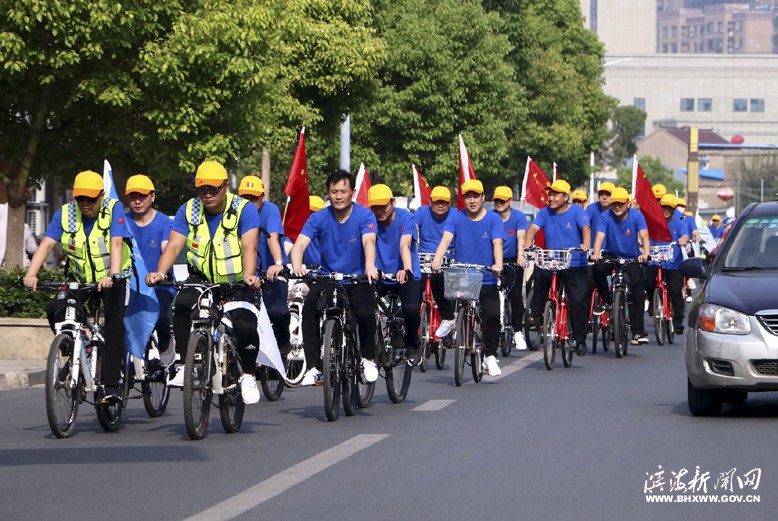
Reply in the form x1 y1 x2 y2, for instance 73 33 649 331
492 351 544 380
183 434 390 521
412 399 456 411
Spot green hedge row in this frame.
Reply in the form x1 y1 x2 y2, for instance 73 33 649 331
0 268 66 318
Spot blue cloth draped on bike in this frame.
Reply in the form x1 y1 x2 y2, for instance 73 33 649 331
104 161 159 359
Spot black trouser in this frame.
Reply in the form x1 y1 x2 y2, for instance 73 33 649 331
47 279 127 387
594 262 646 335
424 272 454 320
645 266 685 328
262 279 291 351
173 288 259 372
302 281 376 369
477 284 500 357
377 279 421 349
591 262 612 307
155 289 174 352
531 267 589 344
502 260 525 331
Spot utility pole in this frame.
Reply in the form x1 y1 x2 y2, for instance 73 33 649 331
687 127 699 216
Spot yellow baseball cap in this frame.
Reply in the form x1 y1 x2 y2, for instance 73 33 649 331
309 195 325 212
652 184 667 198
677 197 687 207
430 186 451 202
660 194 677 208
548 179 571 195
572 189 587 202
492 186 513 201
125 174 155 195
598 182 615 194
712 214 721 221
195 161 228 187
461 179 484 195
610 187 630 204
238 175 264 197
73 170 104 198
367 184 394 207
684 211 693 217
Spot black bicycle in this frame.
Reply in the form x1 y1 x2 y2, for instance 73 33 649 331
597 254 641 359
375 274 413 404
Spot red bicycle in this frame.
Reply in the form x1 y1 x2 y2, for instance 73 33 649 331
419 253 449 371
588 285 610 354
649 244 676 346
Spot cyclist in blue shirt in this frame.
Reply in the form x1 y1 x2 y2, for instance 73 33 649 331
431 179 505 376
592 187 651 345
523 179 591 356
415 186 456 338
645 194 690 335
492 186 528 350
676 198 701 243
367 184 422 365
125 174 175 368
291 170 379 387
238 176 291 355
708 214 724 242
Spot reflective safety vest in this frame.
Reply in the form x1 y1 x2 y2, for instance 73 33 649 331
60 198 132 283
185 192 248 282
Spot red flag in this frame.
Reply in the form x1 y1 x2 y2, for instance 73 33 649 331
457 134 477 210
353 163 371 206
633 158 672 242
282 128 310 242
413 164 431 207
521 156 552 209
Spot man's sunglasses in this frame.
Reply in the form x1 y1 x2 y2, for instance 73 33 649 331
196 183 226 196
75 195 98 204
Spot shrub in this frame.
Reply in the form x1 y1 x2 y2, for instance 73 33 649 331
0 268 66 318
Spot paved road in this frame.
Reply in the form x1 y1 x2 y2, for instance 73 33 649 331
1 330 776 521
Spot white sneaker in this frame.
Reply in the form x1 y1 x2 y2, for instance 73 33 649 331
687 278 697 289
483 355 501 376
685 295 692 303
514 332 527 350
361 358 379 383
435 319 455 338
167 366 185 387
239 374 260 404
301 368 322 386
159 346 176 368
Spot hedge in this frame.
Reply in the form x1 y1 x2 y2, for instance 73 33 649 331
0 268 66 318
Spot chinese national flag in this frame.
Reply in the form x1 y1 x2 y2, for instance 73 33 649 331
522 156 551 209
633 157 672 242
354 162 371 206
282 128 310 242
457 134 477 210
413 164 431 206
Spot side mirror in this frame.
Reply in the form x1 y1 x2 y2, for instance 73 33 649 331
679 257 708 280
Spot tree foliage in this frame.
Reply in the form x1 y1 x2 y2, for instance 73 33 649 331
607 105 647 167
734 154 778 213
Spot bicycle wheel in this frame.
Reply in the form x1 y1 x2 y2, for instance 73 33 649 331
386 348 413 403
285 309 306 386
612 290 628 359
418 303 430 373
542 301 556 370
471 314 484 383
219 341 245 434
591 313 601 354
358 322 380 409
342 328 359 417
652 288 665 346
500 292 513 358
258 366 285 401
45 334 80 438
434 335 447 370
142 337 170 417
454 307 467 386
523 286 541 351
561 317 573 367
322 318 342 422
183 332 214 440
666 320 676 345
95 350 126 432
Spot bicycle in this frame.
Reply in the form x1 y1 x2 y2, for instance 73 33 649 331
522 269 542 351
35 282 127 437
375 274 413 403
649 244 676 346
419 253 449 371
443 263 488 386
596 254 641 359
588 286 610 354
527 248 578 370
126 329 171 418
282 279 308 387
498 263 518 357
162 280 251 440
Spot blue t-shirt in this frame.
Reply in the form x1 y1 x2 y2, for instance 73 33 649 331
531 204 589 267
495 208 527 258
127 211 174 296
655 218 690 270
708 224 724 240
414 206 454 254
299 203 377 274
255 201 286 271
586 201 609 250
376 208 420 281
171 197 260 239
444 209 505 285
45 200 130 241
675 209 698 232
599 208 647 259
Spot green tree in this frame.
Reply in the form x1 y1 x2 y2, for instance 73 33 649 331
0 0 382 266
608 105 646 167
616 156 685 195
733 154 778 213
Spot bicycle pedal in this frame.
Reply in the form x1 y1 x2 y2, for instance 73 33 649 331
129 392 143 400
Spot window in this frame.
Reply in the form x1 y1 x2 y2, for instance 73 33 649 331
633 98 646 113
733 98 747 112
698 98 712 112
681 98 695 112
707 22 714 33
717 21 723 33
663 43 669 53
663 27 669 39
672 26 678 38
590 0 597 33
751 99 765 112
671 43 678 53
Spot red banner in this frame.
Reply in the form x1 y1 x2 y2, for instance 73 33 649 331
457 134 477 210
634 161 672 242
282 128 310 242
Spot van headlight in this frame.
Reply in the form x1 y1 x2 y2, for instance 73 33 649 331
699 304 751 335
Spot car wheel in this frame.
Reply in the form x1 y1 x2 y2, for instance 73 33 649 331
687 378 722 416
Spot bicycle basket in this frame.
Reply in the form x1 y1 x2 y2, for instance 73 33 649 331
534 249 572 270
649 245 674 263
444 267 483 300
419 253 451 275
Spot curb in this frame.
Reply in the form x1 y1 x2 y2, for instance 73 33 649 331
0 369 46 390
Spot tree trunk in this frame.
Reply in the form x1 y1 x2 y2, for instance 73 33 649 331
4 204 27 269
261 146 271 199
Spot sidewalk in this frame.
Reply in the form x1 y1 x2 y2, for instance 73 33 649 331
0 360 47 390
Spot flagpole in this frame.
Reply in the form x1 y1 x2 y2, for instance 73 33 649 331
631 154 638 197
521 156 531 202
